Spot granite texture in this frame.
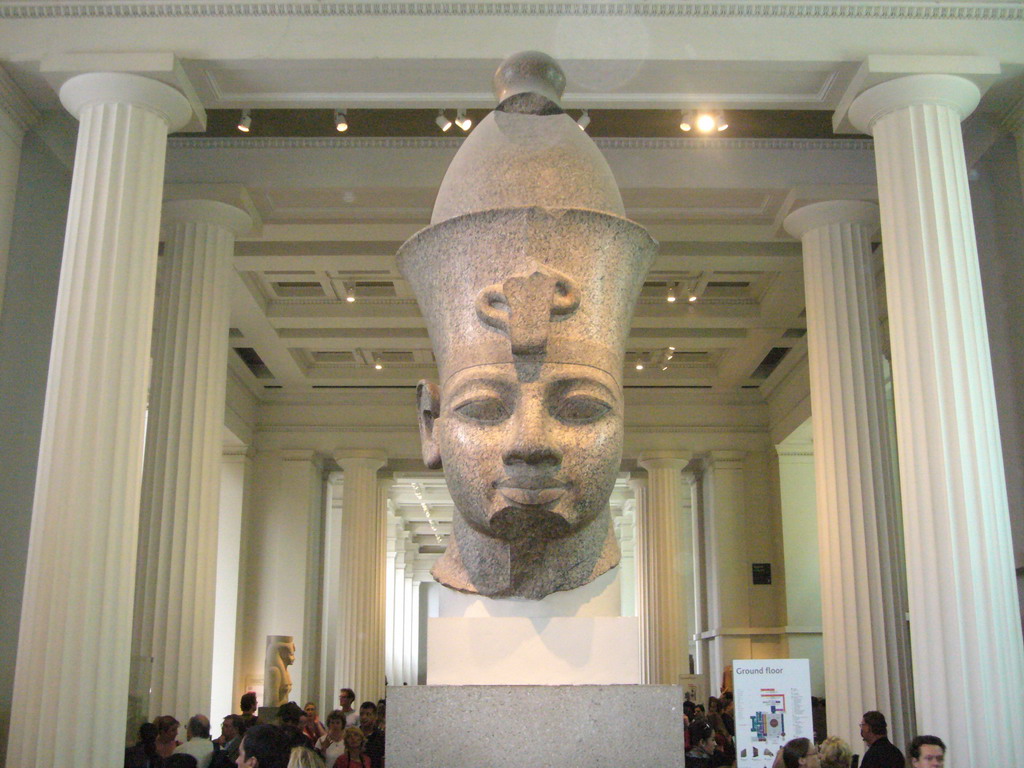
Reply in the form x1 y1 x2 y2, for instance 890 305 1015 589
386 684 685 768
396 52 657 600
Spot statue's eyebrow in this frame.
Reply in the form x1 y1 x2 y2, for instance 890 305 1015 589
547 376 619 401
446 374 513 399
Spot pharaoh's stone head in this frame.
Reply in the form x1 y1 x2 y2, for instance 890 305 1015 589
397 52 656 599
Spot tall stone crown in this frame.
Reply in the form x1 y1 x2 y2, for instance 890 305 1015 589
397 51 657 383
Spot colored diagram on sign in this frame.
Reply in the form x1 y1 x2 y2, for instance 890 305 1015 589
748 688 787 742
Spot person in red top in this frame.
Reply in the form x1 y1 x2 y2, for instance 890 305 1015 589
332 726 371 768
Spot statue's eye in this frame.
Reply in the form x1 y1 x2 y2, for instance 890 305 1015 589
554 396 610 424
454 397 509 423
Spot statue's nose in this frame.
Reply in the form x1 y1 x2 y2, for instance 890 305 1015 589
502 399 561 468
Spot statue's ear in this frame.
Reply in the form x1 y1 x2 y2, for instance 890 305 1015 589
416 380 443 469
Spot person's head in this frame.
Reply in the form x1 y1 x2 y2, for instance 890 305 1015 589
688 720 715 754
342 726 365 752
860 711 887 744
303 702 318 722
286 746 325 768
722 691 734 713
325 710 346 738
708 696 721 714
706 712 728 737
819 736 852 768
909 735 946 767
358 701 377 729
237 724 291 768
187 714 211 740
241 692 258 714
683 700 696 718
222 715 243 742
154 715 180 742
338 688 355 710
693 704 705 717
138 722 158 745
782 737 820 768
277 701 304 728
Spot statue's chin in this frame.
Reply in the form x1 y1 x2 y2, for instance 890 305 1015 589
485 505 573 540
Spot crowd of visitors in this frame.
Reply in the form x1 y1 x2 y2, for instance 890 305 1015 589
681 698 948 768
126 687 386 768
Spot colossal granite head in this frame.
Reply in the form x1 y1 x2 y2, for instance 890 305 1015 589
397 52 657 599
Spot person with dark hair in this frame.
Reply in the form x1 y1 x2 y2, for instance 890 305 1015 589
278 701 315 749
720 691 735 737
337 688 358 727
358 702 385 768
125 721 160 768
781 737 820 768
314 710 347 767
173 714 214 768
154 715 182 762
859 711 904 768
213 714 244 765
241 692 259 728
238 724 291 768
685 719 729 767
908 735 946 767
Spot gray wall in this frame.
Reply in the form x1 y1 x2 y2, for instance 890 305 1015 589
972 134 1024 609
0 116 72 764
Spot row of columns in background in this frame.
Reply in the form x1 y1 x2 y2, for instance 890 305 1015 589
2 63 1023 768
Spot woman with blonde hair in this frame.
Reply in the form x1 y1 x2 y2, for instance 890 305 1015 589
288 746 326 768
331 727 371 768
819 736 853 768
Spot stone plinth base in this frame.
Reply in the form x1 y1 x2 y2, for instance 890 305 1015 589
386 684 685 768
428 616 640 684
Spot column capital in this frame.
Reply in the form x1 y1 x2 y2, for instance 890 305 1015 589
783 200 879 240
162 199 253 235
59 72 192 131
335 449 387 474
848 74 981 135
637 450 691 472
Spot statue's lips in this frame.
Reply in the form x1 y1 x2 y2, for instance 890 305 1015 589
494 480 567 507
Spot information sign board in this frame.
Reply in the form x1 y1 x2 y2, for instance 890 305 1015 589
734 658 812 768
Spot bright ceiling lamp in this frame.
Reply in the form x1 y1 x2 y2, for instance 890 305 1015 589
435 110 452 131
577 109 591 131
455 109 472 131
666 284 677 303
334 108 348 132
681 109 728 133
345 285 356 303
237 109 252 132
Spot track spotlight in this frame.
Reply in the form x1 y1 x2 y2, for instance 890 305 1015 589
334 109 348 132
345 286 356 303
435 110 452 131
696 112 716 132
577 110 591 131
680 110 694 132
455 109 472 131
635 362 644 371
237 109 252 132
666 284 677 303
374 358 383 370
689 292 698 302
715 110 728 131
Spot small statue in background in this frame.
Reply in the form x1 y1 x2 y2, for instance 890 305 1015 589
264 635 295 707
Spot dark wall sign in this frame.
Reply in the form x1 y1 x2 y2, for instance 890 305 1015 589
752 562 772 585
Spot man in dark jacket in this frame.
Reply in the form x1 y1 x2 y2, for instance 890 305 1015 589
860 711 905 768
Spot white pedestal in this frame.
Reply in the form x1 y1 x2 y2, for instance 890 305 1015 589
427 568 640 684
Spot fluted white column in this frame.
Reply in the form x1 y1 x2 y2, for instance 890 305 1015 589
334 451 387 703
783 200 914 748
680 471 697 675
630 477 651 682
705 450 747 692
637 451 691 685
409 577 422 685
849 74 1024 762
132 198 251 720
403 562 416 685
392 538 408 685
384 514 400 686
0 66 38 315
7 72 191 768
687 472 708 675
